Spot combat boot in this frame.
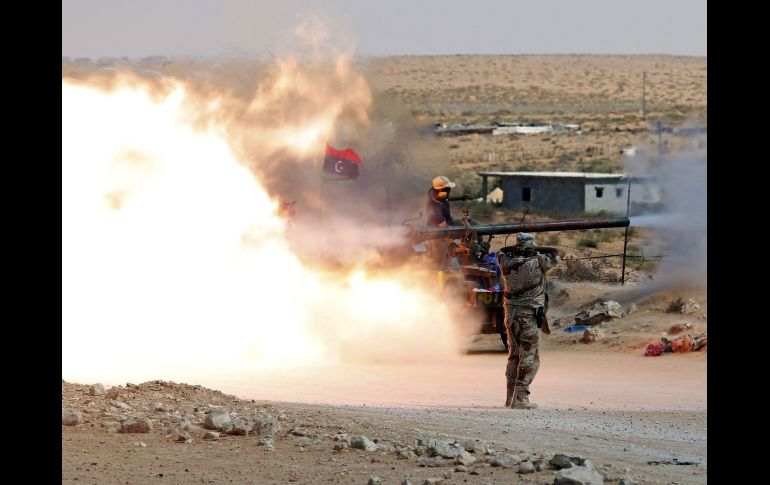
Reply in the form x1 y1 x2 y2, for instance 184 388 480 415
505 383 515 407
510 387 538 410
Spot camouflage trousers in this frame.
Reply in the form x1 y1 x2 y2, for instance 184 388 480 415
504 305 541 392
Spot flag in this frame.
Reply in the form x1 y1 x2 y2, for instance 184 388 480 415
323 144 361 180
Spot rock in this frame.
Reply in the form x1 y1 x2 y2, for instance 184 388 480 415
89 383 106 396
203 408 232 432
251 414 280 438
179 419 193 432
626 303 638 315
228 418 252 436
552 315 573 328
454 465 468 472
202 431 220 440
351 436 378 451
160 413 182 424
133 441 146 447
373 440 395 452
460 440 485 454
120 417 153 433
680 298 700 315
550 454 586 469
62 409 83 426
417 438 460 458
574 301 623 325
367 476 383 485
103 421 120 433
491 453 521 468
581 328 605 343
534 459 546 471
518 461 535 474
432 442 461 459
168 430 191 442
397 449 417 460
456 449 477 466
333 442 349 451
401 480 413 485
106 387 122 400
423 479 442 485
154 403 174 412
554 463 604 484
417 456 445 467
112 401 131 411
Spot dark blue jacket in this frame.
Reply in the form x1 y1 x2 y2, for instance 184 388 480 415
426 189 455 226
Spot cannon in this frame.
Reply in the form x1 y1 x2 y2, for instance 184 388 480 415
399 214 630 350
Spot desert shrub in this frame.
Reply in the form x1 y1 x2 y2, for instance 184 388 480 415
578 238 598 248
667 297 683 313
545 233 561 246
598 231 615 243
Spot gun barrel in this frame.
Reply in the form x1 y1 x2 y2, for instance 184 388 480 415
410 217 630 242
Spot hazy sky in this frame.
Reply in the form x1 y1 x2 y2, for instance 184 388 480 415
62 0 706 58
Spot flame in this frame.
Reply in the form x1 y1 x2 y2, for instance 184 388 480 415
62 57 465 385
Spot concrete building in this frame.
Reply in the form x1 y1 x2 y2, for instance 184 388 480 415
477 171 661 215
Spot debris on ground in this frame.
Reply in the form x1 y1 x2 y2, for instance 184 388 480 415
645 332 707 356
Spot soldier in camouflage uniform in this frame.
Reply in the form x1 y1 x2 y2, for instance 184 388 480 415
497 233 562 409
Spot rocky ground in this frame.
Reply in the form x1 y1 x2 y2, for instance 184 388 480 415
62 373 705 485
62 275 707 485
62 281 706 485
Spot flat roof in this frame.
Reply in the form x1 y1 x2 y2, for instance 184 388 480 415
477 171 629 179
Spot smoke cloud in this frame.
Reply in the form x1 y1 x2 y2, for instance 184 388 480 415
626 125 706 288
62 20 472 387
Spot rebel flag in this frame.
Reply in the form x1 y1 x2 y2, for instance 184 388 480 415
323 144 361 180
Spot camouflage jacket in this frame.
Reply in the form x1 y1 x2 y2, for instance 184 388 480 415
498 251 558 308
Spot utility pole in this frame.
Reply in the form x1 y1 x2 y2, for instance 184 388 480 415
641 71 647 119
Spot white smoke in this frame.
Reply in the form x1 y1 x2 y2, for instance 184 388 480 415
626 128 706 286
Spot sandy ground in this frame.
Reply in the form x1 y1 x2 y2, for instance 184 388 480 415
215 350 705 412
62 348 706 485
62 279 707 484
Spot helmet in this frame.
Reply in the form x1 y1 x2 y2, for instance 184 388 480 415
432 176 456 190
515 232 536 247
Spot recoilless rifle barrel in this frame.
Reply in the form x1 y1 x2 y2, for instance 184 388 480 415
407 217 630 242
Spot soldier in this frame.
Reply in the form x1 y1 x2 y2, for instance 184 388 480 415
497 233 563 409
425 176 457 227
425 176 476 263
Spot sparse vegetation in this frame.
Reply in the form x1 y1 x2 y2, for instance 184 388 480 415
578 238 598 249
545 233 561 246
667 297 684 313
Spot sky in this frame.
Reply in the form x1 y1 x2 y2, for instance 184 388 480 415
62 0 706 58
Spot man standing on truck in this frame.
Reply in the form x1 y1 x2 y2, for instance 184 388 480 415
425 175 458 227
425 176 475 262
497 232 563 409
